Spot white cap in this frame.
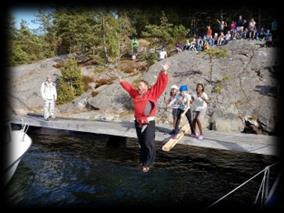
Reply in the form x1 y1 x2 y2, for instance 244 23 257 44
170 85 179 90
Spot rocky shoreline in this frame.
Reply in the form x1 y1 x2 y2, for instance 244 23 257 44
8 40 279 135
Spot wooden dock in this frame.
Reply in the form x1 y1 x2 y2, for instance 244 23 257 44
10 114 279 156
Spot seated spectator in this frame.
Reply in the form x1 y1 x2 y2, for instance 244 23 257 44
217 32 225 45
230 20 237 39
196 37 204 51
242 28 248 39
257 27 266 40
236 15 245 32
224 31 232 44
264 29 272 41
183 39 190 51
207 35 214 46
189 38 197 51
203 40 210 50
248 18 257 39
213 33 218 45
176 43 183 53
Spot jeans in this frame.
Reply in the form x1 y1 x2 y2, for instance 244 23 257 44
135 120 156 167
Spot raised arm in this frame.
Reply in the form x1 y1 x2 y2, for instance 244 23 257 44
119 79 138 98
149 63 171 99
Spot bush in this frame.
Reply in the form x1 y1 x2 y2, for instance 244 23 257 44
204 48 228 58
93 65 106 73
141 52 158 68
57 58 84 104
57 80 75 104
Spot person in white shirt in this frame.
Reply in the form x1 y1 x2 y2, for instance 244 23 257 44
40 75 57 121
168 85 195 138
159 48 167 60
191 83 209 140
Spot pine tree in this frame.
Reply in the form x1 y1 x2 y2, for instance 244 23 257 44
57 58 84 104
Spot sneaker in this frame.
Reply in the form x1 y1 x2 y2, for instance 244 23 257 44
190 134 197 138
198 135 204 140
44 118 49 121
169 129 175 135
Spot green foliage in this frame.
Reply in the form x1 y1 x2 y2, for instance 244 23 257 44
57 80 75 104
57 58 84 104
222 74 230 81
212 85 222 94
141 52 158 67
8 20 55 66
93 65 106 73
141 11 187 48
9 44 30 66
9 8 275 67
204 48 228 58
52 9 134 62
211 75 229 94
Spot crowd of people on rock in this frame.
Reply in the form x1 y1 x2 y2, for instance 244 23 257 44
175 15 278 53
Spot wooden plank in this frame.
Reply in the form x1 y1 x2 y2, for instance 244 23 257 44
162 124 190 152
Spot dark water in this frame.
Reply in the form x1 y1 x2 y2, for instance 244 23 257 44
4 127 280 209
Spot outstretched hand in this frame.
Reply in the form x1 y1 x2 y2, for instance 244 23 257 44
118 76 123 82
161 63 171 72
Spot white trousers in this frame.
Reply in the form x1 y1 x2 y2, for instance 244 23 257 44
44 99 55 119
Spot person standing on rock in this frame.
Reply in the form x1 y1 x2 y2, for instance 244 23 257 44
40 75 57 121
119 63 170 173
158 48 167 60
191 83 209 140
131 36 139 60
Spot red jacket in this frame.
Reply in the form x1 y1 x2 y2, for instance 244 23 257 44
120 70 169 125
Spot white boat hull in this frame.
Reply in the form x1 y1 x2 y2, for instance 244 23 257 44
4 130 32 185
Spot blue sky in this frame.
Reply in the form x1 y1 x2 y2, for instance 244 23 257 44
12 9 40 30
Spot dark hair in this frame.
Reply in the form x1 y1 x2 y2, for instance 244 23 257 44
170 89 177 96
196 83 204 92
